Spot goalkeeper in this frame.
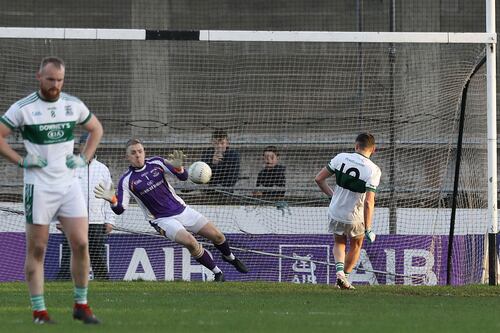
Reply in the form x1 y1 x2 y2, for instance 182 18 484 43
94 138 248 281
314 133 381 290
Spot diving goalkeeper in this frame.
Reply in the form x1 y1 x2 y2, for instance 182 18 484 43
314 133 381 290
94 138 248 281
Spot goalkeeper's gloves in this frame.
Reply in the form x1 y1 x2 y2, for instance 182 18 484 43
166 150 187 170
18 154 48 168
94 182 117 205
365 229 376 244
66 154 88 169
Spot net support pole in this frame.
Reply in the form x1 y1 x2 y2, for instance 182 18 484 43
446 53 487 285
446 71 468 286
388 0 397 234
486 0 498 286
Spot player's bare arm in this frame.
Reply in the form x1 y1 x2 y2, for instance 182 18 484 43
0 123 46 168
364 191 375 230
80 115 103 161
0 123 20 164
314 167 334 197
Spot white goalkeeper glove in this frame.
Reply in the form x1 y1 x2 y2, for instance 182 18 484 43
365 229 376 244
166 150 187 170
66 154 88 169
94 182 117 205
18 154 48 168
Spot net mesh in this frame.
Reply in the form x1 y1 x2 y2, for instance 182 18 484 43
0 38 488 284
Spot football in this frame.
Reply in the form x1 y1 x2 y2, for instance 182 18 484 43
188 161 212 184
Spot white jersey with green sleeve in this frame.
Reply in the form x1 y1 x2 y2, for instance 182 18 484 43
0 92 92 187
327 152 381 224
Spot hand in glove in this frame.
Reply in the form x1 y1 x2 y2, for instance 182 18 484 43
66 154 88 169
166 150 187 170
365 230 376 244
18 154 48 168
94 182 117 205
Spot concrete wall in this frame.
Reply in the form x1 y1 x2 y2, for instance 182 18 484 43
0 1 487 31
0 1 493 210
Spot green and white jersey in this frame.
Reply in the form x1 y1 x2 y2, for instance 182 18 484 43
1 92 92 187
327 152 381 224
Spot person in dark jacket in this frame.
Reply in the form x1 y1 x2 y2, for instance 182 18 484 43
254 145 286 201
201 130 240 188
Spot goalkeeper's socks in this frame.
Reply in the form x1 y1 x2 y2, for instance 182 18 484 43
214 240 234 259
195 249 217 270
30 294 46 311
335 262 345 273
74 286 88 305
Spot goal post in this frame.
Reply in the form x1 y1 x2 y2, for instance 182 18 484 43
486 0 498 286
0 28 496 285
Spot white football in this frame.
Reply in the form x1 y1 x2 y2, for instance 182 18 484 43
188 161 212 184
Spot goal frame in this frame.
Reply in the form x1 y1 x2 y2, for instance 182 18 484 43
0 21 496 284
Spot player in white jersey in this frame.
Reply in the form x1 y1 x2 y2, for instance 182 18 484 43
0 57 103 324
315 133 381 290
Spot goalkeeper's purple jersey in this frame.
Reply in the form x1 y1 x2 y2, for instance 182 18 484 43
112 156 189 220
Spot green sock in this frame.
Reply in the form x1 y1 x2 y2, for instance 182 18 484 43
345 271 351 278
335 262 344 273
74 286 88 305
30 294 46 311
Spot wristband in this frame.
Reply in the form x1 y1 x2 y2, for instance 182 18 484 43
17 158 24 168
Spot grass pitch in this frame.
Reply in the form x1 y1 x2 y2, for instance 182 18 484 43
1 281 499 333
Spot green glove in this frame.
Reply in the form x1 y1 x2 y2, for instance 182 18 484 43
66 154 88 169
365 230 376 244
18 154 48 168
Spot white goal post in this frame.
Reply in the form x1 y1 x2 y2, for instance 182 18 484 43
0 27 496 43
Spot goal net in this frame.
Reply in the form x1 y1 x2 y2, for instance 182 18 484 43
0 30 490 285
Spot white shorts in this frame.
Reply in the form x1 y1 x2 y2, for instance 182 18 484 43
24 180 87 225
329 219 365 238
151 206 208 241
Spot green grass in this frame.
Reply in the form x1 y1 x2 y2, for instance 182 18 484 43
1 281 500 333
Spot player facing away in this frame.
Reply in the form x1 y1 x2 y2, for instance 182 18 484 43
314 133 381 290
0 57 103 323
94 138 248 281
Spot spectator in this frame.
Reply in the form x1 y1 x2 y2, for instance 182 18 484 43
201 130 240 188
57 133 115 281
254 145 286 200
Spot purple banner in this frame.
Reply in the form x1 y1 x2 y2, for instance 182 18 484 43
0 232 489 285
